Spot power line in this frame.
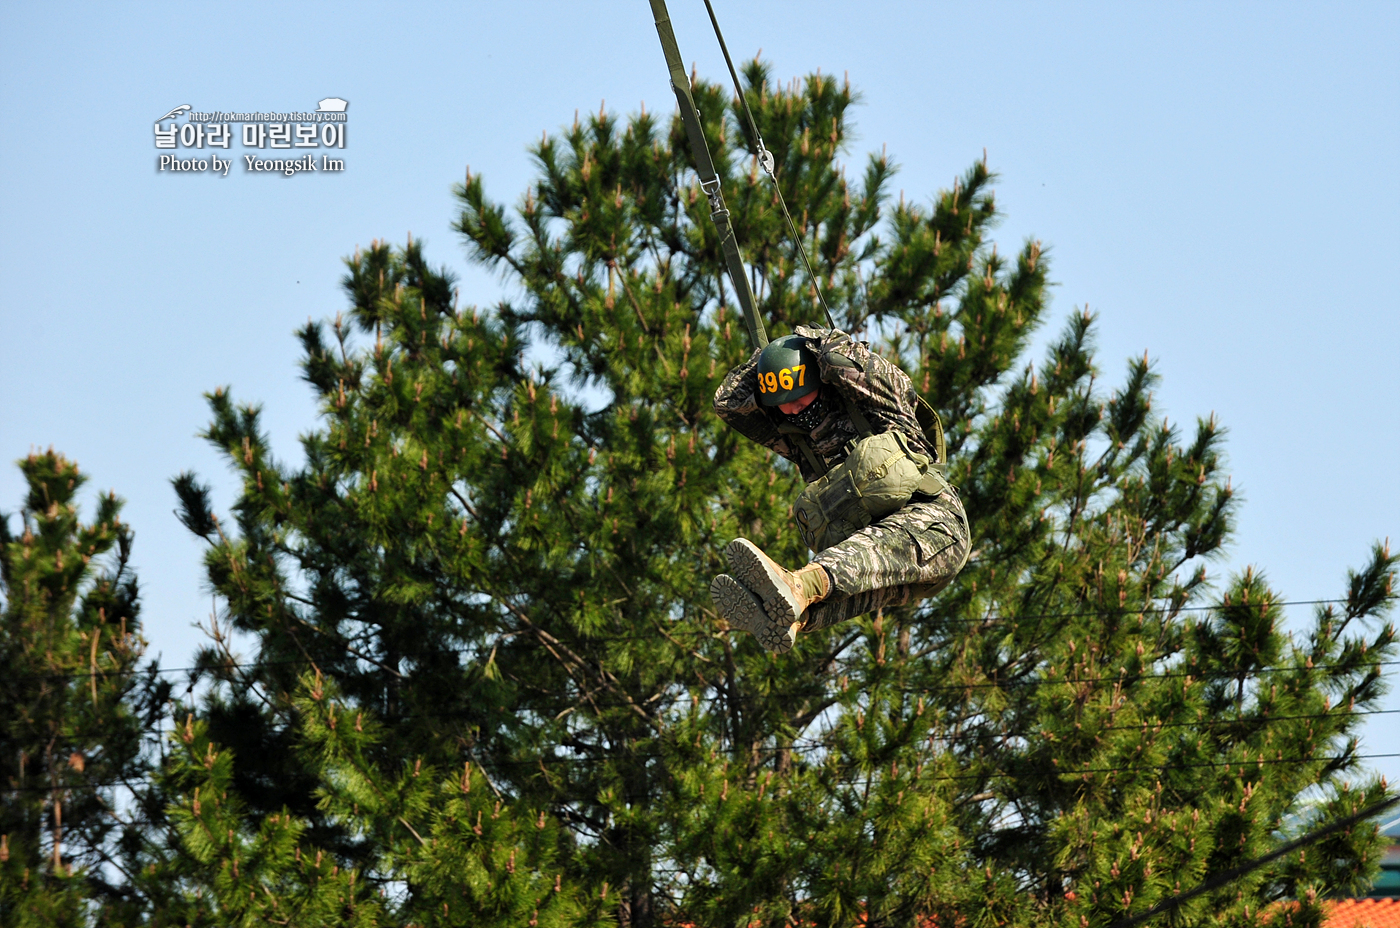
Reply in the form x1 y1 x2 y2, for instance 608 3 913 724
7 656 1394 715
1096 707 1400 732
1103 793 1400 928
7 656 1396 712
889 659 1400 695
6 752 1398 794
3 597 1379 686
21 704 1400 749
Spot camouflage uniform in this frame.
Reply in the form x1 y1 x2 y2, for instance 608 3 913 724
713 326 970 628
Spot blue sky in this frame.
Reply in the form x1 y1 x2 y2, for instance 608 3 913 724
2 1 1397 786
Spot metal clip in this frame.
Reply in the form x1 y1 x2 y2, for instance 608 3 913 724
699 177 725 217
758 146 775 177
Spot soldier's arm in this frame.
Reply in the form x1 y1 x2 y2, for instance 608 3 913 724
807 328 936 458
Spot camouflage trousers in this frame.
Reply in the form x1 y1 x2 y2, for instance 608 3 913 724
802 488 970 631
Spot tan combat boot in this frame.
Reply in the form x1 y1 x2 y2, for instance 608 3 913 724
710 574 798 653
723 538 831 637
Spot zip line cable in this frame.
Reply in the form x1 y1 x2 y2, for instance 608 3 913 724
1101 792 1400 928
888 658 1400 694
700 0 838 332
649 0 769 347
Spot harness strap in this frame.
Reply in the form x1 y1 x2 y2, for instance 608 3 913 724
835 374 949 497
835 391 875 441
648 0 767 350
776 423 829 477
779 335 949 483
791 435 827 478
783 395 947 495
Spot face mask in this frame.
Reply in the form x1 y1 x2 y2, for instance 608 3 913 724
785 390 832 432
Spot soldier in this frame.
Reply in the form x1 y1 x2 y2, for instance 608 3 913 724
711 326 971 652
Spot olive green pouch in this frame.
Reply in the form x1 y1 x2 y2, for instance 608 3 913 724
793 430 946 553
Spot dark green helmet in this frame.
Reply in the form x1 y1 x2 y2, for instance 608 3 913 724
756 335 819 406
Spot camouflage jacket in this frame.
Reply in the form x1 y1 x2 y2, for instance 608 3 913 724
713 326 936 483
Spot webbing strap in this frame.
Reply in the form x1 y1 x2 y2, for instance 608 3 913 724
648 0 767 350
915 395 947 465
776 423 828 476
836 391 875 441
840 382 948 496
784 396 946 493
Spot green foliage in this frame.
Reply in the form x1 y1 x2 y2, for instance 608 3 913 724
0 451 167 927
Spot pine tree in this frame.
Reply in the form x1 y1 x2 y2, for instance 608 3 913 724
0 451 168 926
140 674 596 927
170 62 1396 927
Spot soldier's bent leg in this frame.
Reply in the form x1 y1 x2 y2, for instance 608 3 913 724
799 582 947 632
803 489 970 631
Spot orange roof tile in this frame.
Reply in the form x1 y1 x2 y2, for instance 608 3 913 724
1327 899 1400 928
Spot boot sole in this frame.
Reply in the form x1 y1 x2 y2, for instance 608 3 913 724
724 539 805 633
710 574 795 653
